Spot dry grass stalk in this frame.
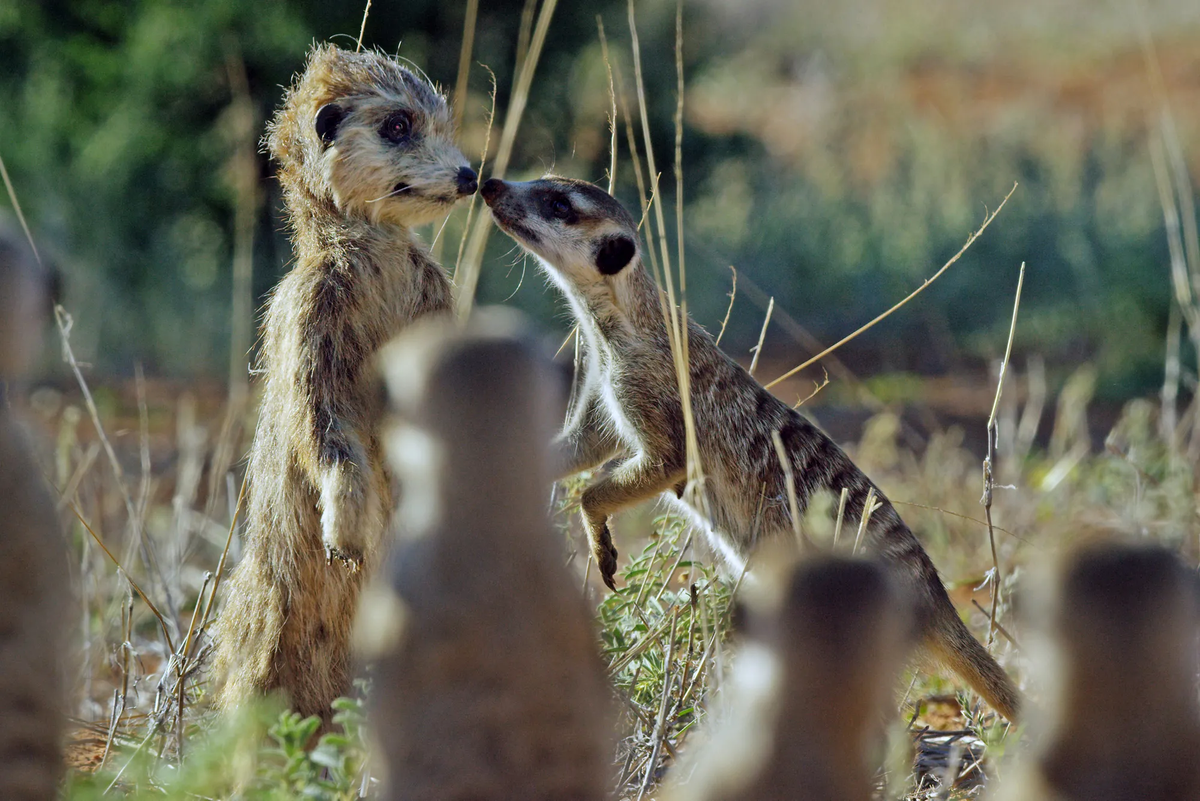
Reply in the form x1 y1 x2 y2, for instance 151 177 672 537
764 183 1017 390
355 0 372 52
715 266 737 347
454 0 559 319
597 17 619 194
981 262 1025 647
747 296 773 377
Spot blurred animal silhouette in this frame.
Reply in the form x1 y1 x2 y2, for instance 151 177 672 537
368 311 614 801
0 221 69 800
667 555 913 801
212 44 476 728
993 543 1200 801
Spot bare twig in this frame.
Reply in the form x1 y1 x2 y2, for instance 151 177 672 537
355 0 373 52
0 149 41 265
714 266 737 347
765 184 1017 389
748 296 773 377
638 610 679 800
981 262 1025 648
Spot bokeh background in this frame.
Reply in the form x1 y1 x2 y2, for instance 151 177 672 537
3 0 1199 420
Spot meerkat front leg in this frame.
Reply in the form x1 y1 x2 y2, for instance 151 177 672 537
553 397 623 479
580 453 686 589
304 336 384 571
316 430 383 571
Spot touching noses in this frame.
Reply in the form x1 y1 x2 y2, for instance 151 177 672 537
480 178 506 204
456 166 479 196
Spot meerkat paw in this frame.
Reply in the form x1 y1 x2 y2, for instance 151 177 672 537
319 467 382 571
592 523 620 590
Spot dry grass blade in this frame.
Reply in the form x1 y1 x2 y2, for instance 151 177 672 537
223 44 258 406
764 183 1018 390
771 429 808 550
852 486 879 555
452 0 480 131
626 0 707 518
454 0 560 319
56 307 173 616
981 262 1025 647
832 486 849 548
0 148 41 265
597 17 619 194
69 502 175 653
637 609 679 800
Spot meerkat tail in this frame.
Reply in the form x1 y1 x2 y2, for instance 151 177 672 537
923 603 1021 722
867 511 1021 721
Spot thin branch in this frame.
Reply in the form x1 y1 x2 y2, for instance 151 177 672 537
748 296 773 377
981 262 1026 648
765 184 1017 390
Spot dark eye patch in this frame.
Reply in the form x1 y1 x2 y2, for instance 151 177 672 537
380 110 414 145
539 192 577 223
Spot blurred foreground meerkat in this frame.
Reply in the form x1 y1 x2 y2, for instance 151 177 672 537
667 556 912 801
992 543 1200 801
481 176 1021 721
212 44 477 726
367 312 614 801
0 224 69 800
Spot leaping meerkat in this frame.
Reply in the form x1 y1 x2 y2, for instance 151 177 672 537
0 223 70 801
211 44 477 727
993 544 1200 801
480 176 1022 722
667 556 912 801
368 312 614 801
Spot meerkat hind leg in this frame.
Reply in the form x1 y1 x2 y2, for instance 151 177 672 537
580 453 686 589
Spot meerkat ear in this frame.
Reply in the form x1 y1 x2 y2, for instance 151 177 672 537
594 234 636 275
315 103 344 145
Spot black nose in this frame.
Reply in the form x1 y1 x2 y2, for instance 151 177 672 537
456 166 478 196
480 178 506 205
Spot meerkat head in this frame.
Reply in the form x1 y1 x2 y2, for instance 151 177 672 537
481 176 641 291
267 44 477 227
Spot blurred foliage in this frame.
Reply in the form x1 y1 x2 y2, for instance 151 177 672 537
2 0 1199 401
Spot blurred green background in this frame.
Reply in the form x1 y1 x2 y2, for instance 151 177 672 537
2 0 1198 407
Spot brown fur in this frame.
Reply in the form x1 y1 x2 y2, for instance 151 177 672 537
211 44 474 726
482 175 1021 721
370 312 614 801
668 556 912 801
0 223 69 800
995 544 1200 801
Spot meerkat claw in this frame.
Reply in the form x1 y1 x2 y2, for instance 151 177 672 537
324 544 363 572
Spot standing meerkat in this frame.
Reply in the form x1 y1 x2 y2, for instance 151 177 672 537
212 44 477 726
993 544 1200 801
480 176 1021 721
368 312 614 801
0 224 70 801
668 556 912 801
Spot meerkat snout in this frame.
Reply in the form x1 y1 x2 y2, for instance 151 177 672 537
455 166 478 196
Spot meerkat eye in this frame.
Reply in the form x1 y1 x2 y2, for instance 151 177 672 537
551 198 571 218
381 111 413 144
